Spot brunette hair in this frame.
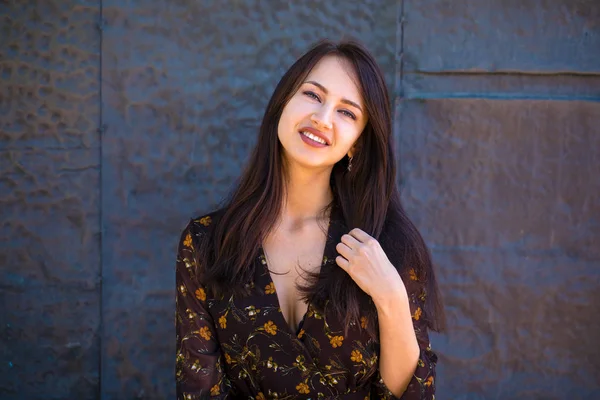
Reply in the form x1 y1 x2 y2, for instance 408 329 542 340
197 39 445 337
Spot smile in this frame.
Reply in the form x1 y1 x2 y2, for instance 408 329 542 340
300 131 328 145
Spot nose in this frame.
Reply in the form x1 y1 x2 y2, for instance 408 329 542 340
310 105 333 130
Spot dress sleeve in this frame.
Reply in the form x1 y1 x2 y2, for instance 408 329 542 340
176 220 231 399
372 272 438 400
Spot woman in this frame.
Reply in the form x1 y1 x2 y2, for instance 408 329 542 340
176 39 445 399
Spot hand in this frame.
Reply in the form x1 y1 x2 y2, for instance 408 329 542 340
335 228 406 302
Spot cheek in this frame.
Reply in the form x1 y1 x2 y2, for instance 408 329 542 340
277 107 293 137
336 123 363 148
279 98 314 130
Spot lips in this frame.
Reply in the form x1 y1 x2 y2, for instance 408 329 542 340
298 127 331 145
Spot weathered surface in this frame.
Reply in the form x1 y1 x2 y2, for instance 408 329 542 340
403 0 600 73
0 0 101 399
100 1 396 398
397 99 600 398
2 0 600 398
403 73 600 101
399 4 600 394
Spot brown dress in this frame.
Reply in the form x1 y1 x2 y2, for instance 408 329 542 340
175 207 437 399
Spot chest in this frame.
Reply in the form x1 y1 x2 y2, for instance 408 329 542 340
204 259 377 397
262 227 327 332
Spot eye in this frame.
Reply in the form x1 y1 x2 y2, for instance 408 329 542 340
303 91 321 102
339 109 357 120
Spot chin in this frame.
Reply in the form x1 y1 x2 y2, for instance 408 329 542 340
285 153 333 170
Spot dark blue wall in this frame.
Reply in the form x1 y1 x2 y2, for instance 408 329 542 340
1 1 599 399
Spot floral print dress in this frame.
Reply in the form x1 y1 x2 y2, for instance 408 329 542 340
176 208 437 399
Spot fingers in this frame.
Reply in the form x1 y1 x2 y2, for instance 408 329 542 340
348 228 371 243
336 235 356 271
336 241 353 260
335 255 349 270
336 229 376 273
341 233 360 249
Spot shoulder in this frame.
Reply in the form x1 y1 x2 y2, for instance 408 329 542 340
190 208 225 233
178 208 226 246
176 209 226 284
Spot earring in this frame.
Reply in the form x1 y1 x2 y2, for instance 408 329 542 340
347 155 353 172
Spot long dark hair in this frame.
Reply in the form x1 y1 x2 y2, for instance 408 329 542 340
197 39 445 337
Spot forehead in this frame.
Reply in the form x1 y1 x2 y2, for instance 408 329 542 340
305 55 363 104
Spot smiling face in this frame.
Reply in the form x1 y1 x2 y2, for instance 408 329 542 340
277 55 368 170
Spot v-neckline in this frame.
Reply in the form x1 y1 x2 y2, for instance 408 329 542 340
258 207 341 337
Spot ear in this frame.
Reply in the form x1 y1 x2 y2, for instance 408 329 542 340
348 136 362 158
347 144 357 158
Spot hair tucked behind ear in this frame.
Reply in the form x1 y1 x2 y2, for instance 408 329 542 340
196 39 446 343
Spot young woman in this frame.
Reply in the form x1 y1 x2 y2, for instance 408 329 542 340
176 40 445 399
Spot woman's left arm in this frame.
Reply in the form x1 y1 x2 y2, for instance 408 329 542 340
374 278 437 399
336 229 437 399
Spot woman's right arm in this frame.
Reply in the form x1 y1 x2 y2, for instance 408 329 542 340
176 221 231 399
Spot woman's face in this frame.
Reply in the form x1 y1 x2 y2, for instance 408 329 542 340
277 55 368 170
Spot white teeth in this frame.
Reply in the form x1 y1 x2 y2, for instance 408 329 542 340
301 131 327 145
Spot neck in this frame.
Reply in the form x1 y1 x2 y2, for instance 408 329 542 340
280 164 333 226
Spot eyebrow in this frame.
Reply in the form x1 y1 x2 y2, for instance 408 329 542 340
304 80 363 113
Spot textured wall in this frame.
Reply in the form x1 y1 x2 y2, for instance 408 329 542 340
0 0 101 399
1 0 599 399
100 1 397 399
400 1 600 399
399 100 600 399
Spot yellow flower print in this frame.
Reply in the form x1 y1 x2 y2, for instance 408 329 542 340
418 358 425 367
198 216 212 226
413 307 422 321
360 316 368 329
266 356 279 371
350 349 363 363
210 384 220 395
224 353 232 364
186 309 197 320
190 360 201 372
256 393 266 400
307 306 322 319
195 288 206 301
183 232 192 248
198 326 211 341
264 320 278 335
330 335 344 348
218 314 227 329
245 305 260 319
297 329 305 339
409 268 418 281
264 282 276 295
296 382 310 394
424 376 434 387
369 355 377 366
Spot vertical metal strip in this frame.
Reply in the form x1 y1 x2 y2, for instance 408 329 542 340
97 0 104 398
395 0 406 188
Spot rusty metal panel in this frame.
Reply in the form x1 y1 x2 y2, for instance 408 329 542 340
0 0 101 399
396 98 600 398
403 73 600 101
100 1 398 398
402 0 600 103
403 0 600 73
